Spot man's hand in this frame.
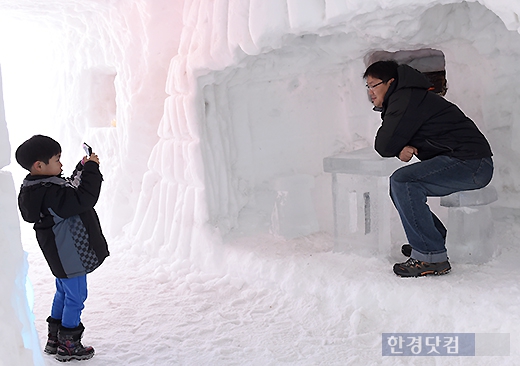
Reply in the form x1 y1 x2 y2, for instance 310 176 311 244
399 146 418 162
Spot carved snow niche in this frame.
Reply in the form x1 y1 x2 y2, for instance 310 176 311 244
198 35 360 240
366 48 447 96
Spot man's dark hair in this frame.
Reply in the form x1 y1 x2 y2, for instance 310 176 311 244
15 135 61 171
363 60 399 82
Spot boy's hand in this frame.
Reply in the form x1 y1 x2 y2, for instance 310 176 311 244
85 153 100 165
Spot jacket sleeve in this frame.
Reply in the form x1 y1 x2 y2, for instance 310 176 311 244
46 162 103 218
70 160 84 178
374 88 426 157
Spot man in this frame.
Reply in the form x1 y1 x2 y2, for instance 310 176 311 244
364 60 493 277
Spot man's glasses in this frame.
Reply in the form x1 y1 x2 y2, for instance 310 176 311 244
366 81 384 90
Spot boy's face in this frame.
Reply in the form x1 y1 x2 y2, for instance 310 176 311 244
32 154 62 176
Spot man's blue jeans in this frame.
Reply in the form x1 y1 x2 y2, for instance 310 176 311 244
389 156 493 263
51 275 87 328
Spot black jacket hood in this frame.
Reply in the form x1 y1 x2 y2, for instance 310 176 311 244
393 64 432 92
373 65 431 112
382 65 432 106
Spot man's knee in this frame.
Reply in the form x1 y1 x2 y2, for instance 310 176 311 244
390 169 409 188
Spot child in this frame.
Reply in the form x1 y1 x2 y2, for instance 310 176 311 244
15 135 109 362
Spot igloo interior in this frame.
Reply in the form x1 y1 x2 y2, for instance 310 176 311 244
1 0 520 364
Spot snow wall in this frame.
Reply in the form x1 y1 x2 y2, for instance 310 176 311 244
0 65 42 365
1 0 520 364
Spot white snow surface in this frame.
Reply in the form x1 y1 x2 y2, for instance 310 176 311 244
24 215 520 365
1 0 520 365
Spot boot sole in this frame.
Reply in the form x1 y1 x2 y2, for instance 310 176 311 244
55 353 94 362
394 267 451 278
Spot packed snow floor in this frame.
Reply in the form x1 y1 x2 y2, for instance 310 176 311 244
24 208 520 366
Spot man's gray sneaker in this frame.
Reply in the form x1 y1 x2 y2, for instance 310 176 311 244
393 257 451 277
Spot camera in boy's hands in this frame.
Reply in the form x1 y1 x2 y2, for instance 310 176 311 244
82 142 99 165
83 142 92 156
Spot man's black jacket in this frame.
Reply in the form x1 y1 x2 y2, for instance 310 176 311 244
374 64 492 161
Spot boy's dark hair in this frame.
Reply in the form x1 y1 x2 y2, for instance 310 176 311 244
15 135 61 171
363 60 399 82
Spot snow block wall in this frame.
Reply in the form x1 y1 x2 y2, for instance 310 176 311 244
0 65 42 366
131 0 520 266
48 1 184 238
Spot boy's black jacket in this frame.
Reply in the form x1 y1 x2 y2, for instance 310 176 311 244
374 64 492 161
18 161 109 278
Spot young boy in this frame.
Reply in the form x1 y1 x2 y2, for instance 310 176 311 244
15 135 109 362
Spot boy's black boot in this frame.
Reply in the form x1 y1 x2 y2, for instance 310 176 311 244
55 323 95 362
44 316 61 354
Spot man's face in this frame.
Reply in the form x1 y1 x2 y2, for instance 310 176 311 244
366 75 393 108
37 153 63 176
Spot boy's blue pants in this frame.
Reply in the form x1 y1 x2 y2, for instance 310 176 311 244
50 275 87 328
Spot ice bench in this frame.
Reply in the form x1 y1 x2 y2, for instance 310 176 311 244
440 185 498 263
323 147 498 262
323 148 406 255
